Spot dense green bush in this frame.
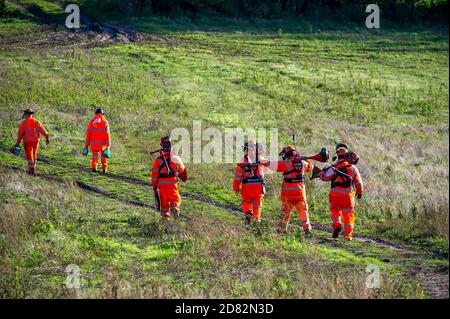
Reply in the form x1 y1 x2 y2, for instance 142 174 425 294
87 0 448 23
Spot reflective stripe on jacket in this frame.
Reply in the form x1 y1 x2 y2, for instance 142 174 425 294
85 114 110 150
233 156 266 194
151 155 186 188
320 161 363 195
16 118 48 144
270 158 313 200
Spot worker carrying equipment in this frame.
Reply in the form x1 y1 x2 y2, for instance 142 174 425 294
14 107 49 175
10 145 21 156
269 146 320 234
85 108 111 173
319 143 363 241
151 136 188 221
233 140 268 224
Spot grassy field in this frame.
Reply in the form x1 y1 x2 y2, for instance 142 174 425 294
0 0 448 298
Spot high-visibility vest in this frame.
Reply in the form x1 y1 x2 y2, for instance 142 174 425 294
85 115 110 148
282 159 305 183
270 158 312 199
241 156 264 185
151 155 185 187
233 156 266 195
327 162 363 195
331 164 353 189
17 118 48 143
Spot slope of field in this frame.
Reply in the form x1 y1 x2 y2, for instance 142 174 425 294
0 0 448 298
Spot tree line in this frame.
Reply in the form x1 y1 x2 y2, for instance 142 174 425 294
92 0 447 22
0 0 448 24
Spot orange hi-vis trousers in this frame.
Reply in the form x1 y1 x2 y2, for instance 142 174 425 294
158 186 181 220
241 189 263 221
24 141 39 172
329 191 355 239
91 148 107 171
280 198 311 232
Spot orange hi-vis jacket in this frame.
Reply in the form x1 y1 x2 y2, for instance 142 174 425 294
151 155 186 189
321 160 363 196
85 114 110 151
16 118 48 144
233 156 266 195
270 157 313 201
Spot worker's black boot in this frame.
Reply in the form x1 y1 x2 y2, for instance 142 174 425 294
245 212 253 225
332 226 341 239
172 208 181 219
277 222 288 234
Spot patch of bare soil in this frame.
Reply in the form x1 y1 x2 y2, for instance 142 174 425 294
0 4 179 51
412 268 449 299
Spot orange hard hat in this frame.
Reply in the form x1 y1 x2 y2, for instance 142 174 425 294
335 143 348 156
280 145 297 159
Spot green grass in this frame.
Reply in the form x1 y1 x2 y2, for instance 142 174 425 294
2 166 429 298
0 0 448 298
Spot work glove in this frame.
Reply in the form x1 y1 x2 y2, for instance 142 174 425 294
45 137 50 145
357 193 363 200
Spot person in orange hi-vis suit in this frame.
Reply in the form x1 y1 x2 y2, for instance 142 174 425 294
14 107 49 175
269 146 314 234
319 143 363 241
233 140 268 224
151 136 188 221
85 108 110 173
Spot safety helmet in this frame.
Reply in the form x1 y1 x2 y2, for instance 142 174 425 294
244 140 264 154
95 108 105 115
335 143 348 153
23 107 35 115
243 140 256 152
160 136 172 151
279 145 297 160
334 143 349 161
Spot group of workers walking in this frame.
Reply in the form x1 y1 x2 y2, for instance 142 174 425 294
12 107 363 241
232 140 363 240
